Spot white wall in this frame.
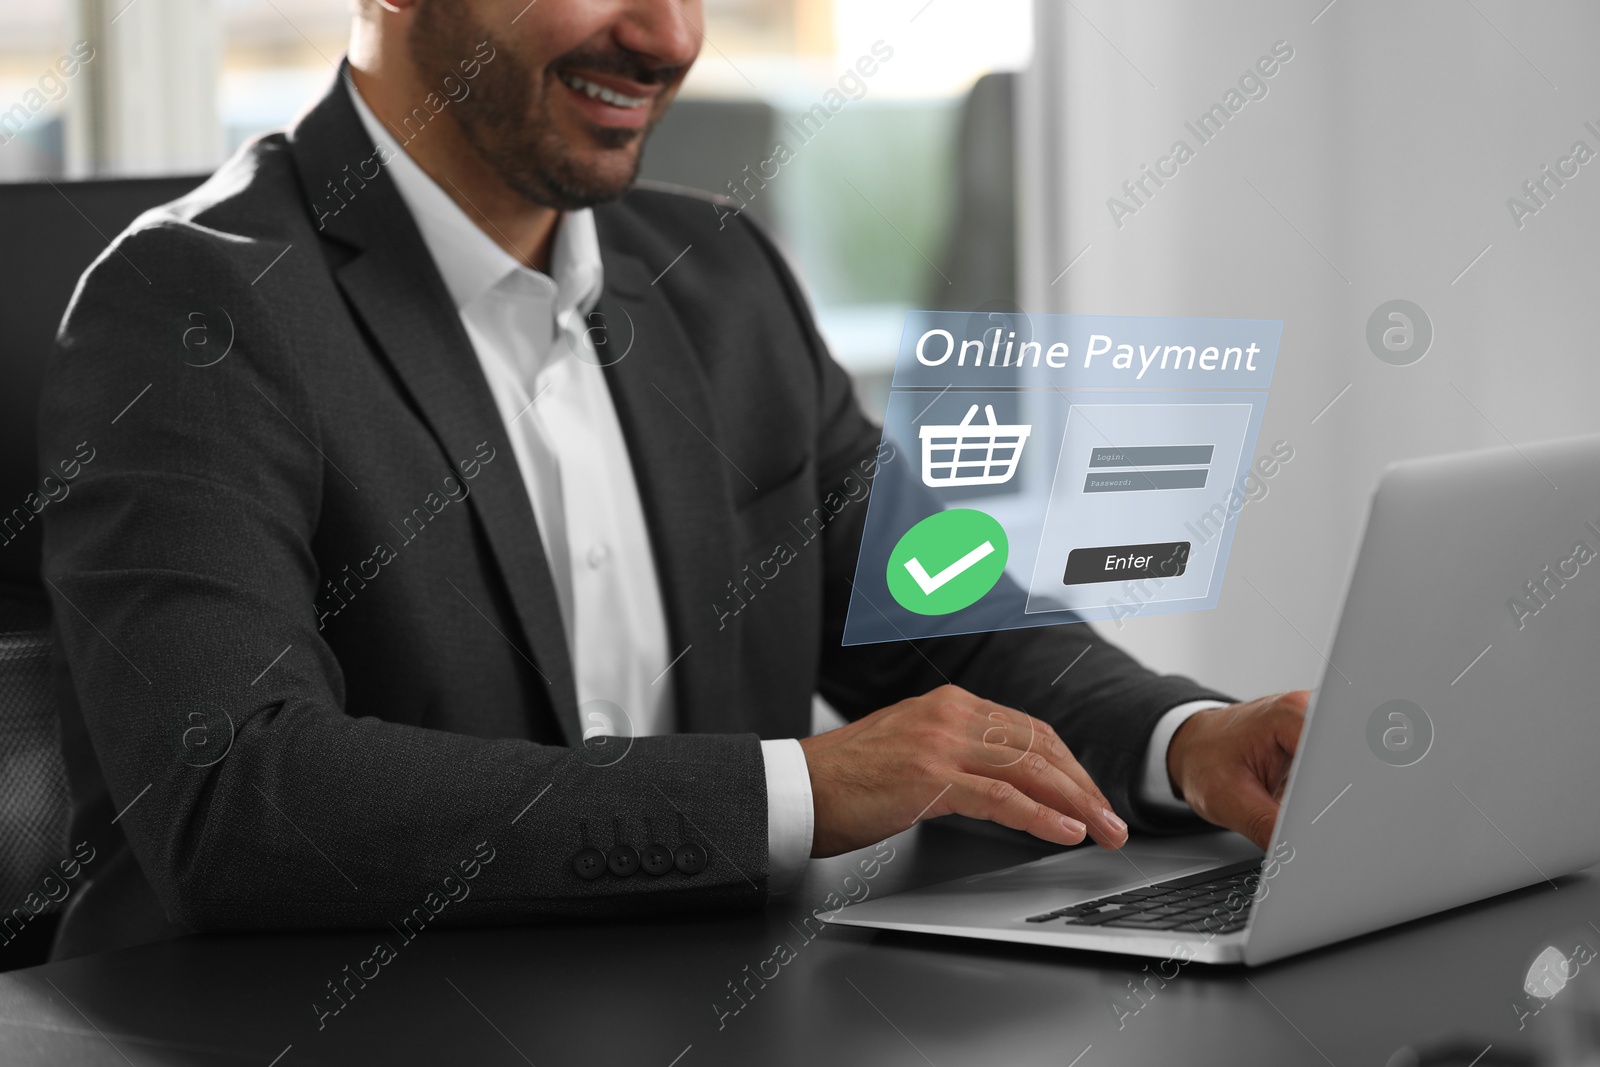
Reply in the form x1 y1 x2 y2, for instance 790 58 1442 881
1019 0 1600 700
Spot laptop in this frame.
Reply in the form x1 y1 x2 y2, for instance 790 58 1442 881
824 433 1600 965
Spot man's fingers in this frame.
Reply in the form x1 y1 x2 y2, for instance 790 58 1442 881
947 773 1090 847
966 703 1044 765
965 704 1125 847
997 746 1127 848
1274 692 1310 753
1210 777 1282 850
1265 692 1311 798
919 688 1126 848
1025 714 1117 814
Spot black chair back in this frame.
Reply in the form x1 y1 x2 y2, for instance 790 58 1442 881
0 175 204 969
0 176 206 590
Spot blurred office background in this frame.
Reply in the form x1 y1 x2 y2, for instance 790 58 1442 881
4 0 1599 705
0 0 1031 413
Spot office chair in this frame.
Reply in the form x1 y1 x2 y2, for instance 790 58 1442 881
930 71 1017 314
0 174 205 969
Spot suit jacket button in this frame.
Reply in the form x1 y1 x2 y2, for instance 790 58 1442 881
607 844 640 877
572 847 606 880
641 843 673 875
674 842 707 874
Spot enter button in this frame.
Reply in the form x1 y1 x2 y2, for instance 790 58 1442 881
1063 542 1190 585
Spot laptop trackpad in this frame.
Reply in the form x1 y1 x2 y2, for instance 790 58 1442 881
966 841 1231 890
833 834 1259 926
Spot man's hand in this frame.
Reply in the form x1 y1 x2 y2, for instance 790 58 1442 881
1166 691 1311 849
798 685 1129 858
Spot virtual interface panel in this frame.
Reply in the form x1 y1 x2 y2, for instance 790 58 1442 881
842 310 1282 645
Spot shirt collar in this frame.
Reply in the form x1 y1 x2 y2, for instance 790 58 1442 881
345 78 604 320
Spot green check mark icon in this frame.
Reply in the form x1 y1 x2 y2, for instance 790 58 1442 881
886 509 1009 616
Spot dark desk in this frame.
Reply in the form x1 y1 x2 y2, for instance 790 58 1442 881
2 822 1596 1066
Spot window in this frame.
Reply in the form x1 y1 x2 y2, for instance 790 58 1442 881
219 0 347 153
0 0 74 179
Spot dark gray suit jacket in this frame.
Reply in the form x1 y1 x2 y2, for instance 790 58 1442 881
39 71 1226 960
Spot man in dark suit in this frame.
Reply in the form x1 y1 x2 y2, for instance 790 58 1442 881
39 0 1307 959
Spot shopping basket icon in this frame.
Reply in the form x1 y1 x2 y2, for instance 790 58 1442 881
919 404 1031 488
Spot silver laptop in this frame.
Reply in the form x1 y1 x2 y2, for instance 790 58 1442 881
825 434 1600 965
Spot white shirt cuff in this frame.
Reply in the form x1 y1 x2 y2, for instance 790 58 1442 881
1139 700 1229 811
760 738 813 894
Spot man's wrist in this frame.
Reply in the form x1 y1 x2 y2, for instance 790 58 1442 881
1139 700 1229 811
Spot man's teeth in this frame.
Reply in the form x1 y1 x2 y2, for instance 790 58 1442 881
560 73 647 109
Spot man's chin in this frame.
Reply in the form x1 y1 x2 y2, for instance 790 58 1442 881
467 104 654 209
583 124 646 152
512 152 643 211
558 145 646 201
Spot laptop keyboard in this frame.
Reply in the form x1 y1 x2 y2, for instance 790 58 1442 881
1023 858 1261 935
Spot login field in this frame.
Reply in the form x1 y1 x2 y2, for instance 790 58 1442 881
1084 469 1210 493
1088 445 1215 468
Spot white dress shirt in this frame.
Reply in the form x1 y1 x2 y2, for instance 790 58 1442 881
348 81 1206 884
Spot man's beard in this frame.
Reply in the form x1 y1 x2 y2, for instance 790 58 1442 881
407 0 659 211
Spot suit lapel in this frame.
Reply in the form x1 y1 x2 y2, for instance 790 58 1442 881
289 68 582 746
596 251 741 735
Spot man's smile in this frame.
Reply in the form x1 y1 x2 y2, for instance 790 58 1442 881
556 69 659 129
